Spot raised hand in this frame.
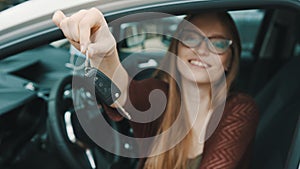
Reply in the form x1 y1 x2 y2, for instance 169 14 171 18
52 8 117 68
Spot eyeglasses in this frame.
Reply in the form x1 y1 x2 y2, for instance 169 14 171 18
179 30 233 54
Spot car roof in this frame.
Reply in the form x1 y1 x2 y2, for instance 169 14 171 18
0 0 110 31
0 0 299 60
4 0 298 31
1 0 299 34
0 0 182 31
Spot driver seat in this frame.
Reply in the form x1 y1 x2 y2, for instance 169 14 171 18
251 56 300 169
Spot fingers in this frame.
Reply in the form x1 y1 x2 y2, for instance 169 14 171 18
79 8 104 53
87 27 116 57
52 8 106 53
52 10 66 28
53 10 78 45
67 10 88 44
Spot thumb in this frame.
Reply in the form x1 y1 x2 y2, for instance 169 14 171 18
52 10 66 28
86 44 104 68
87 42 116 59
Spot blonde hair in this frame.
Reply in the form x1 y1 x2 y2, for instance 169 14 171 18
144 11 241 169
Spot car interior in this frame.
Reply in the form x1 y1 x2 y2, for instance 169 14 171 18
0 4 299 169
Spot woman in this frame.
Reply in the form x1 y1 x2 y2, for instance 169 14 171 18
53 8 259 169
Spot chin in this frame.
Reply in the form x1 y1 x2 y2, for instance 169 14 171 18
179 68 226 85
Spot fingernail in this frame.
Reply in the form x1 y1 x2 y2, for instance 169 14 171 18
86 50 89 58
88 48 94 57
80 45 86 53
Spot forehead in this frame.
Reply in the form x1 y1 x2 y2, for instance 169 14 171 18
188 13 231 38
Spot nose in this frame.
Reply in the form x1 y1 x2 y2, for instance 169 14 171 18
195 40 209 56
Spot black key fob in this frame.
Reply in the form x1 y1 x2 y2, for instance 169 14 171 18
84 67 121 105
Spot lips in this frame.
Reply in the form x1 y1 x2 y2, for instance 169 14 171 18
188 59 211 68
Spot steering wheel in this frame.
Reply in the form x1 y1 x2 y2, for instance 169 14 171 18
47 74 137 169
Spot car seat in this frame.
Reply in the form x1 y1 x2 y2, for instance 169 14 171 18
251 56 300 169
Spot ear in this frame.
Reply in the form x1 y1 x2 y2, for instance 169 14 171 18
224 62 230 71
225 54 233 72
224 66 228 71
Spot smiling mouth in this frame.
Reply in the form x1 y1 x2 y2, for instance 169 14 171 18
189 59 211 68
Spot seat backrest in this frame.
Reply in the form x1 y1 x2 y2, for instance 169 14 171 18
246 58 284 96
119 51 165 80
251 56 300 169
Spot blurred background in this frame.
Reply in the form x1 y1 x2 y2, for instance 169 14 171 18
0 0 28 11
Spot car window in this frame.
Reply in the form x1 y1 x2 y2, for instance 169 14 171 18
0 0 27 11
119 10 265 60
229 10 265 59
293 42 300 57
119 15 185 53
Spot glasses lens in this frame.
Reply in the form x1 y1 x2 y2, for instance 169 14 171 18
180 30 232 54
209 38 232 54
180 31 202 48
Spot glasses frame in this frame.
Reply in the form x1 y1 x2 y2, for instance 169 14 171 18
178 29 233 54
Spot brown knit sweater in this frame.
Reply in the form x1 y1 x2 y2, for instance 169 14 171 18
103 78 259 169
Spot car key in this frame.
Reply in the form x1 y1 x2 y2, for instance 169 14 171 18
84 56 131 120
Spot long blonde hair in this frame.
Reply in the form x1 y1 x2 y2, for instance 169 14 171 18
143 11 241 169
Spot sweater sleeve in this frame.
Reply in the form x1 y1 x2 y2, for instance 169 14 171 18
102 77 168 137
198 93 259 169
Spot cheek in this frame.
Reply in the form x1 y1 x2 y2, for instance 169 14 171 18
177 45 184 59
177 43 191 59
220 51 232 68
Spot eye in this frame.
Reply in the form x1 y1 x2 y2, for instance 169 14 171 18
209 38 232 53
181 31 200 47
211 39 228 49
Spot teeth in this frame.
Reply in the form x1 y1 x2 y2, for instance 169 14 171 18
190 60 209 68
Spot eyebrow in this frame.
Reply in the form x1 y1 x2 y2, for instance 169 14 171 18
182 29 230 39
208 35 230 39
